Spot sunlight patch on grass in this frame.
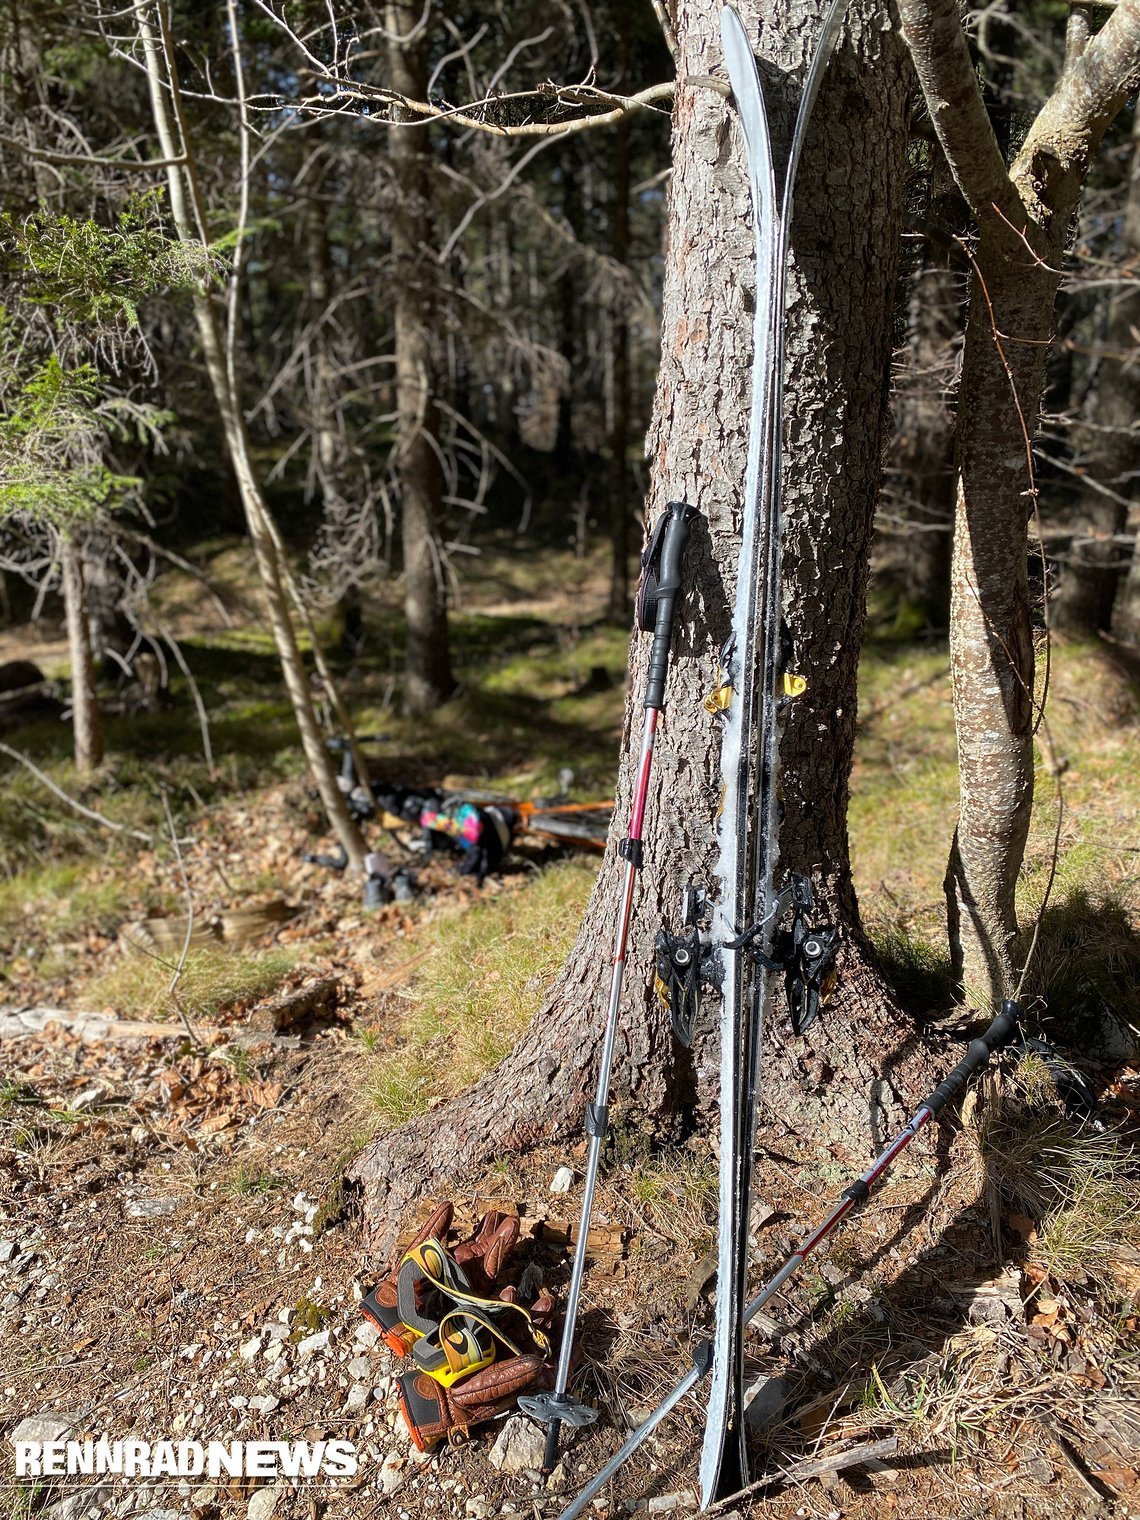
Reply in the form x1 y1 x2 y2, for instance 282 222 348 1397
366 859 597 1131
0 864 129 936
85 946 296 1024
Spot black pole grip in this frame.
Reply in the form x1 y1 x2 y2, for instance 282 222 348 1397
924 1000 1020 1119
644 501 698 711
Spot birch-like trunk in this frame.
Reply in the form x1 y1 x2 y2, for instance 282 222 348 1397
351 0 912 1258
135 0 366 875
900 0 1140 1002
60 534 104 774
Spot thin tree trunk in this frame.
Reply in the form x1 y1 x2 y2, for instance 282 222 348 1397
554 159 581 471
942 260 1043 1000
351 0 913 1258
387 0 454 716
60 534 104 774
1054 110 1140 637
135 0 367 874
607 112 633 621
901 0 1140 1004
888 152 964 628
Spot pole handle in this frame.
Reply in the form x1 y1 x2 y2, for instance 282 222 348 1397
641 501 698 712
924 1000 1020 1119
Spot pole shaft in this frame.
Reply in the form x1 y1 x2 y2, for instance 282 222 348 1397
545 708 658 1453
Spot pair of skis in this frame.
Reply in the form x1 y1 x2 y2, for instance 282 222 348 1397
540 0 859 1508
703 2 850 1503
548 0 853 1509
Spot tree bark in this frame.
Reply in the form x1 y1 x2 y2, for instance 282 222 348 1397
350 0 913 1259
607 112 633 622
901 0 1140 1003
387 0 455 716
60 534 104 774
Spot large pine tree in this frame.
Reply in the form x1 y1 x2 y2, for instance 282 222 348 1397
350 0 915 1258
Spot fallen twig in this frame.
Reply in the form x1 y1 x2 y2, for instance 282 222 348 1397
707 1437 900 1509
0 741 157 844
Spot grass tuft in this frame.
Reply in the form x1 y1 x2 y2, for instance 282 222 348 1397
85 946 296 1024
976 1066 1138 1291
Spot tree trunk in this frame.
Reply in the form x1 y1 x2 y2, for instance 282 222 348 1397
135 0 368 876
350 0 913 1259
387 0 455 716
1053 110 1140 638
554 158 582 472
607 113 633 622
900 2 1140 1004
942 258 1044 1002
886 153 964 629
60 534 104 774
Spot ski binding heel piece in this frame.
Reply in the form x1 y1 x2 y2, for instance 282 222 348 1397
727 874 838 1035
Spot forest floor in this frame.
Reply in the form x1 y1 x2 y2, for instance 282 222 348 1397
1 539 1139 1520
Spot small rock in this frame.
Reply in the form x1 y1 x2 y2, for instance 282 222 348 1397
354 1321 380 1349
466 1501 492 1519
647 1495 689 1514
0 1239 18 1263
248 1395 280 1414
11 1412 78 1444
1018 1453 1055 1484
344 1383 370 1413
295 1329 330 1361
189 1487 217 1514
239 1335 263 1361
246 1489 280 1520
550 1167 574 1195
488 1415 548 1475
373 1375 392 1399
347 1355 372 1379
126 1197 179 1220
744 1373 790 1430
263 1323 289 1343
379 1452 405 1494
46 1488 111 1520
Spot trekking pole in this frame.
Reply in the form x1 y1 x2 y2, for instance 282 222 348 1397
519 499 700 1471
556 1000 1021 1520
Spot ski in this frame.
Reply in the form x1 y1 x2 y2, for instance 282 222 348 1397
700 1 850 1504
555 1004 1023 1520
700 5 778 1503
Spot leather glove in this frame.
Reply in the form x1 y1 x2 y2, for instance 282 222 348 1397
397 1354 555 1451
360 1204 519 1357
360 1200 453 1356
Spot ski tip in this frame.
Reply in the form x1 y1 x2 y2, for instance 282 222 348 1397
720 4 749 62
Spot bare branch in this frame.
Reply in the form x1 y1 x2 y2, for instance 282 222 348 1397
291 76 677 138
897 0 1022 232
0 742 159 844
